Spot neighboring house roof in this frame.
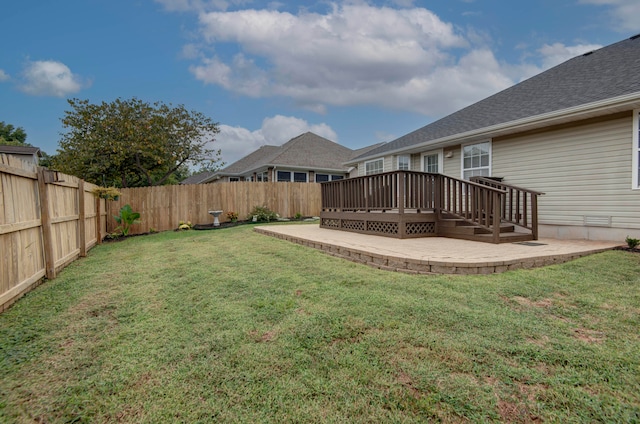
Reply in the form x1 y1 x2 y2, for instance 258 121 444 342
350 34 640 163
187 132 359 183
0 145 41 156
180 171 215 185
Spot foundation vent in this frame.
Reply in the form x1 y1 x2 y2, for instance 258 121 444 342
583 215 612 227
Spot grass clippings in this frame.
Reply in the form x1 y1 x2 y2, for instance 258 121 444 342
1 224 639 423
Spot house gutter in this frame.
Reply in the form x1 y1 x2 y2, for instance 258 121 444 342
345 92 640 165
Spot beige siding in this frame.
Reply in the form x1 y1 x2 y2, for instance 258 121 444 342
410 153 421 171
442 148 460 177
492 115 639 232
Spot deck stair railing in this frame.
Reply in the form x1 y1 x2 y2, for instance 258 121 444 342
321 171 543 242
439 174 507 243
470 177 545 240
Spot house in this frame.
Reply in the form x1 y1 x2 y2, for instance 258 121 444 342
182 132 383 184
0 145 41 165
328 34 640 242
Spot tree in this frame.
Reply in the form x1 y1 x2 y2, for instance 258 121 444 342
53 98 222 187
0 121 29 146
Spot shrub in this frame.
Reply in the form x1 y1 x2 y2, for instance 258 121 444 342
625 236 639 250
90 186 122 200
113 204 141 236
177 220 193 231
226 211 239 222
249 205 278 222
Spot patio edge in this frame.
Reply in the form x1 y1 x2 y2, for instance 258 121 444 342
254 227 615 275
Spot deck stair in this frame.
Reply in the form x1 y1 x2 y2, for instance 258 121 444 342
437 215 535 243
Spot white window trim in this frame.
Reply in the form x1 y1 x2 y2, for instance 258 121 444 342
397 155 410 171
420 149 443 173
633 110 639 189
461 140 492 180
364 158 384 175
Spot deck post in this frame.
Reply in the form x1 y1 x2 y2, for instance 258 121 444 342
434 174 442 220
398 172 405 238
492 191 501 244
531 194 539 240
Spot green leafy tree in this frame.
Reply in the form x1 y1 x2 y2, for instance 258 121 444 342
0 121 29 146
53 98 222 187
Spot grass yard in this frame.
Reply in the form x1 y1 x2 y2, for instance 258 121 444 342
1 224 639 423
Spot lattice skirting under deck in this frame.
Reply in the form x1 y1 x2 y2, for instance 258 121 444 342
321 217 436 238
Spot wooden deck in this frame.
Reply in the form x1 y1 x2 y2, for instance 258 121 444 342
320 171 543 244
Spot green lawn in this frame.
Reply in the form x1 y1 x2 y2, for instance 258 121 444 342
1 224 639 423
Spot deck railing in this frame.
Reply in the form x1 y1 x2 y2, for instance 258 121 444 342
321 171 439 212
321 171 542 242
470 177 544 240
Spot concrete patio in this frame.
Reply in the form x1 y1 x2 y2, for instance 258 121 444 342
254 224 621 275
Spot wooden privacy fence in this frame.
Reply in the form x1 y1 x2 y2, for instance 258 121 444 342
0 154 107 311
107 182 322 235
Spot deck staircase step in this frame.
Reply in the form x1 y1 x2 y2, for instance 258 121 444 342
438 220 515 235
471 232 535 243
437 215 533 243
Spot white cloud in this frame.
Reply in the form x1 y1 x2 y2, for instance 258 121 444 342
0 69 9 81
183 2 617 119
579 0 640 32
212 115 338 165
537 42 602 68
190 3 491 117
19 60 86 97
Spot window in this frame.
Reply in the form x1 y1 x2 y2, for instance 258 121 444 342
277 171 291 182
421 151 441 173
634 110 640 189
229 177 240 182
462 141 491 179
397 155 410 171
277 170 308 182
315 174 343 182
365 158 384 175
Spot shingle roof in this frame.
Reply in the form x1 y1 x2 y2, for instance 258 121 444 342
184 132 359 183
180 171 215 185
265 132 354 169
0 145 41 156
220 145 282 175
218 132 355 177
351 35 640 162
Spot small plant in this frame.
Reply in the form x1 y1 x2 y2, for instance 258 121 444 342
248 205 278 222
625 235 639 250
90 186 122 201
149 227 157 233
177 220 193 231
226 211 239 222
294 212 303 220
113 204 141 236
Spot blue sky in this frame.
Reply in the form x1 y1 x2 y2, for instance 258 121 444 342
1 0 639 166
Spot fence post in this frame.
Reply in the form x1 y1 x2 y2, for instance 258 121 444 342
95 197 102 244
37 168 56 279
78 180 87 257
